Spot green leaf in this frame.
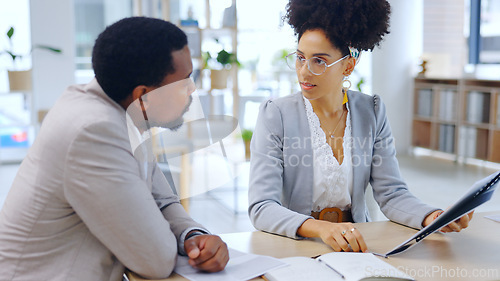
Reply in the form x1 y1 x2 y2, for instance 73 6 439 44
216 49 231 66
34 44 62 53
356 77 365 92
6 50 18 61
216 49 239 68
202 51 212 69
241 129 253 141
7 27 14 39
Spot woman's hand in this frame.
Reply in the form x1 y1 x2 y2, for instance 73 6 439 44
298 219 367 252
422 210 474 232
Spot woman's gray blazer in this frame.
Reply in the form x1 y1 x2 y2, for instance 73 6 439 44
248 91 438 239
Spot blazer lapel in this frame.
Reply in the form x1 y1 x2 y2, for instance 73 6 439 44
285 93 314 214
347 91 373 222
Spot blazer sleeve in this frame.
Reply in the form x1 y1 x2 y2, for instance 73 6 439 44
369 95 439 229
151 163 208 255
248 100 312 239
64 121 187 279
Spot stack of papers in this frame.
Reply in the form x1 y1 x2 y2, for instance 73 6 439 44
174 248 286 281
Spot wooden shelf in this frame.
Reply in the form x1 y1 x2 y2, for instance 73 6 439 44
435 120 458 125
414 77 459 86
177 0 239 118
490 130 500 162
413 116 433 122
412 77 500 163
412 120 432 149
460 122 491 129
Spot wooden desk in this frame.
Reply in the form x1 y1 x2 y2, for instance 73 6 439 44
128 212 500 281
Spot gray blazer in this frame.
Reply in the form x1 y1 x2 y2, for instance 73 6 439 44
248 91 438 239
0 79 206 281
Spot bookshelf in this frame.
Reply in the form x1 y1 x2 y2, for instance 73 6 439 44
176 0 239 118
412 77 500 163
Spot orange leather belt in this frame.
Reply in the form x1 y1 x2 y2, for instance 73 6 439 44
311 207 353 223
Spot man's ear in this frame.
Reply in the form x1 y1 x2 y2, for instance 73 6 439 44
343 57 356 76
131 85 155 113
119 85 153 111
131 85 150 102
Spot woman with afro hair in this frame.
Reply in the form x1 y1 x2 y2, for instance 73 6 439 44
248 0 473 252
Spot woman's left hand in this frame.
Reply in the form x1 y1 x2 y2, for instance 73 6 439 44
422 209 474 232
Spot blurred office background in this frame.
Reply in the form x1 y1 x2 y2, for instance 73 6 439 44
1 0 499 234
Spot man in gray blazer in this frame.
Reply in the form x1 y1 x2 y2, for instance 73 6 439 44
0 17 228 280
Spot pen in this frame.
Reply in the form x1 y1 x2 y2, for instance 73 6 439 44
318 258 345 279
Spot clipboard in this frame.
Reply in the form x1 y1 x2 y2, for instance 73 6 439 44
377 170 500 258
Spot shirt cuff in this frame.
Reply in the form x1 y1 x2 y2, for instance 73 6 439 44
178 227 210 256
420 208 443 228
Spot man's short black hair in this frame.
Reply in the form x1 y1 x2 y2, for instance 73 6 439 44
92 17 188 103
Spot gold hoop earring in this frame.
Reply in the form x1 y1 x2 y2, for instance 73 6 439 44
342 77 351 93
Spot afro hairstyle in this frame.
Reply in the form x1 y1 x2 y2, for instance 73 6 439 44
285 0 391 56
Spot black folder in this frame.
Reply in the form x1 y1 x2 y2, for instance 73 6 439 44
378 171 500 257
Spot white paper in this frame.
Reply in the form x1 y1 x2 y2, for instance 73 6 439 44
174 248 286 281
318 252 413 281
264 257 341 281
264 253 413 281
485 214 500 223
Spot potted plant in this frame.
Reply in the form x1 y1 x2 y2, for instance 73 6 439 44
241 129 253 160
203 40 239 90
1 26 62 92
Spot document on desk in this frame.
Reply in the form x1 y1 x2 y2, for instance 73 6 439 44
485 214 500 223
174 248 286 281
380 170 500 257
264 252 414 281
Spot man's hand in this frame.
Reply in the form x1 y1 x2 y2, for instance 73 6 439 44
423 210 474 232
184 234 229 272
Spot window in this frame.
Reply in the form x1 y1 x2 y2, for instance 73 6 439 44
468 0 500 64
74 0 132 83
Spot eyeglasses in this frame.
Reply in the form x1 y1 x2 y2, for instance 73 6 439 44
285 52 349 75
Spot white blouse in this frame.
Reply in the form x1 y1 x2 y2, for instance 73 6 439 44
303 96 354 212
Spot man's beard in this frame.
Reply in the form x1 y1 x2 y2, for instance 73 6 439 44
149 95 193 131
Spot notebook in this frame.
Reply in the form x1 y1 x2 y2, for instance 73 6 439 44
263 252 414 281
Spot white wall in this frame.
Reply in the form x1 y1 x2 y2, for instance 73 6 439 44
371 0 423 154
423 0 465 77
30 0 75 122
